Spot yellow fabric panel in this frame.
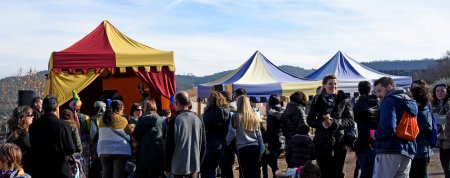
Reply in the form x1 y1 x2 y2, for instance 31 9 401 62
156 66 162 72
44 78 51 96
168 65 175 71
281 81 321 99
51 69 104 106
235 54 276 84
103 21 175 70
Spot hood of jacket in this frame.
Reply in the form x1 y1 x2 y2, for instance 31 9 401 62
385 88 418 116
284 102 303 116
268 104 284 120
358 95 379 107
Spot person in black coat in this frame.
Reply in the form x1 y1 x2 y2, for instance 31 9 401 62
352 81 379 178
201 91 230 178
282 91 308 142
307 74 354 178
285 124 315 168
6 106 34 172
28 96 75 178
133 99 165 178
219 90 236 178
265 94 285 176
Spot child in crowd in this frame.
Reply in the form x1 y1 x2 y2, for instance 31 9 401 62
298 162 321 178
275 162 321 178
285 124 315 168
0 143 31 178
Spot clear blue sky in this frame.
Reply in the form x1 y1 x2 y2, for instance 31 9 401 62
1 0 450 78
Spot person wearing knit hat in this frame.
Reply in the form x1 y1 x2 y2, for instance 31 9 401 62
69 90 91 177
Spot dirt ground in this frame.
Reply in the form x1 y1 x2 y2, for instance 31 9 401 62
232 148 445 178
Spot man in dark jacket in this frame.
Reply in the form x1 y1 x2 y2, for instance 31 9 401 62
373 77 417 178
30 97 43 121
29 96 75 178
165 91 206 178
353 81 379 178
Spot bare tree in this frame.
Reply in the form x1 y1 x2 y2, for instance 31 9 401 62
413 51 450 84
0 68 46 119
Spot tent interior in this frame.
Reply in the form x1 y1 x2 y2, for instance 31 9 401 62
58 68 170 117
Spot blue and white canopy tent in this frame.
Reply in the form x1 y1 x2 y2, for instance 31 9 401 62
198 51 320 101
305 51 412 95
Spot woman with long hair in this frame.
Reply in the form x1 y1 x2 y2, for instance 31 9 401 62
432 83 450 115
133 99 165 178
410 87 434 178
307 74 354 178
200 91 230 178
232 96 262 178
61 109 83 153
6 106 33 172
97 100 133 178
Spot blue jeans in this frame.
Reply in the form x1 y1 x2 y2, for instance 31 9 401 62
201 148 224 178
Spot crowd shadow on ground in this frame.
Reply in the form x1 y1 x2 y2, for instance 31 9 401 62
231 148 445 178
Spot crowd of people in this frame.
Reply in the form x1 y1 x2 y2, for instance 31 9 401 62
1 74 450 178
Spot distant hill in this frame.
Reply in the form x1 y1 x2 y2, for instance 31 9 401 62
278 65 315 78
0 70 47 119
361 59 438 76
0 59 439 106
176 70 233 91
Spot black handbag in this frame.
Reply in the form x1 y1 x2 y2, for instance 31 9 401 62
344 121 358 148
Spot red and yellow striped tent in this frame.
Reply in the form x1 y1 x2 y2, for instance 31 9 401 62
44 20 176 114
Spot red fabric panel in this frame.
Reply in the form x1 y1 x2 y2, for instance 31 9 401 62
53 22 115 73
135 66 176 98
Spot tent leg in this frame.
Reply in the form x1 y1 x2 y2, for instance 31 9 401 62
197 97 201 116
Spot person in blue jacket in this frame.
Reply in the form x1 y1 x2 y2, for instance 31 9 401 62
372 77 418 178
409 87 433 178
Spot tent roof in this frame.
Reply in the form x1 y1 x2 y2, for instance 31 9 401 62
305 51 412 86
206 51 313 85
198 51 319 99
51 20 174 74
